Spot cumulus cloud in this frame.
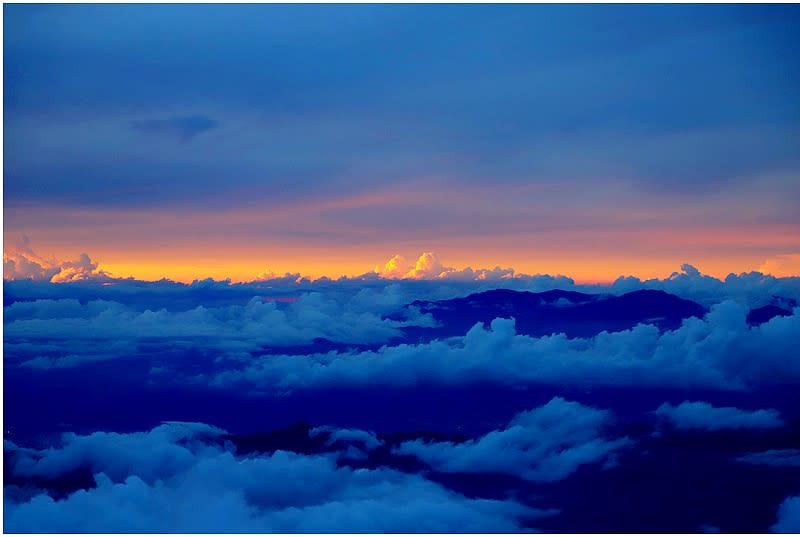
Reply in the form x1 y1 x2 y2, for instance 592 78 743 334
406 252 447 279
395 397 630 482
3 237 110 283
210 302 800 392
373 252 515 282
374 254 413 279
4 423 548 533
373 252 450 280
654 401 785 431
49 252 107 283
3 236 61 281
771 495 800 533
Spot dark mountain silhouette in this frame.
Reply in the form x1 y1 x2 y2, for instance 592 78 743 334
398 288 708 341
746 305 792 327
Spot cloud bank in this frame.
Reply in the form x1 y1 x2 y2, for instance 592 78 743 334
210 302 800 393
4 293 436 370
4 422 548 533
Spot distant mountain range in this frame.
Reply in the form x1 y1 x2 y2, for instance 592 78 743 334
257 289 794 355
397 289 708 341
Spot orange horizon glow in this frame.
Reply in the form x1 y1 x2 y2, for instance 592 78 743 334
94 256 800 285
5 243 799 285
4 182 800 284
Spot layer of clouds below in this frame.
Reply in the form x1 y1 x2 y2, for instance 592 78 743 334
4 293 436 369
5 241 800 379
210 302 800 393
5 280 800 395
4 422 549 533
654 401 785 431
395 397 630 482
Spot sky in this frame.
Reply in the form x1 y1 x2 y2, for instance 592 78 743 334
4 4 800 282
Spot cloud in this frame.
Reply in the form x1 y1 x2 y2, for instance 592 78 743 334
654 401 785 431
395 397 630 482
609 263 800 309
11 422 227 483
373 252 451 280
310 426 383 451
373 252 515 282
735 449 800 467
368 255 800 310
374 255 412 279
130 115 220 142
3 236 61 281
760 254 800 278
49 253 106 283
6 241 800 313
406 252 447 279
210 302 800 392
6 253 800 383
772 495 800 533
4 422 548 533
4 291 438 369
253 269 306 284
3 237 110 283
310 426 384 460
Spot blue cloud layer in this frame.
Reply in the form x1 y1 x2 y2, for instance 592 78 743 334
4 422 549 533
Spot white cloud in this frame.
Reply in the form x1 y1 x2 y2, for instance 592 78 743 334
395 397 630 482
654 401 785 431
